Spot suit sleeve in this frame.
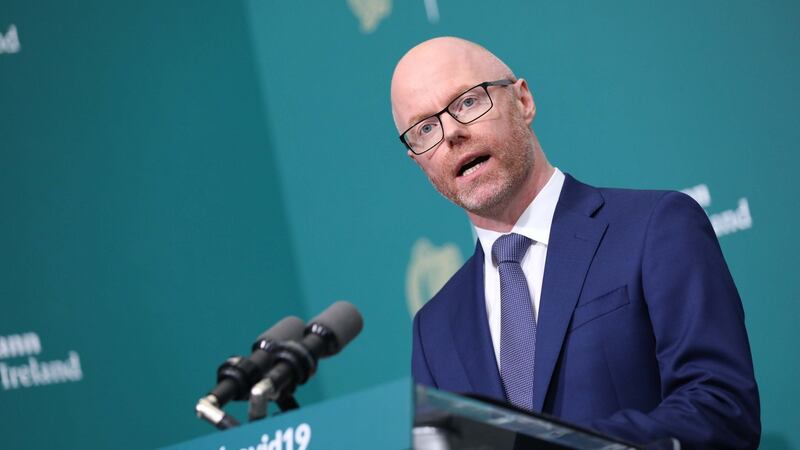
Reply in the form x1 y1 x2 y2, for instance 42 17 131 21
412 311 437 387
588 192 760 449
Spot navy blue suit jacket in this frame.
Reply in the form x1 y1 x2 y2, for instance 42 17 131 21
412 174 760 449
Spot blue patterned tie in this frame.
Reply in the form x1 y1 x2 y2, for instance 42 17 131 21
492 233 536 411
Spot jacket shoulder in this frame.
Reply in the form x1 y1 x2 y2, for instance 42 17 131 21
592 183 702 222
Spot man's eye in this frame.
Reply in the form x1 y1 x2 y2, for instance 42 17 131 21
417 121 438 136
462 97 476 108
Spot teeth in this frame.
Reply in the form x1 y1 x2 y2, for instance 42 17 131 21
462 161 484 177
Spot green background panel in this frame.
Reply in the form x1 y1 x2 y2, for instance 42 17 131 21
1 1 798 448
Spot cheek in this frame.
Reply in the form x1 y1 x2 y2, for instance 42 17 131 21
488 123 515 143
422 162 444 183
417 154 447 177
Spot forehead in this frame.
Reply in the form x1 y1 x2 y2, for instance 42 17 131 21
391 46 498 130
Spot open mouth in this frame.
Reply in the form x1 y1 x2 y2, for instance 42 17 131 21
458 155 490 177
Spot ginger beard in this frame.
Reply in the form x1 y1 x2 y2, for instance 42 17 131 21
423 107 535 217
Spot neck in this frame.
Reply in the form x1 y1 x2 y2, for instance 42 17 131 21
467 161 554 233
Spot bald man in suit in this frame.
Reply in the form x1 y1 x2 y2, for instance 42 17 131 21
391 37 759 449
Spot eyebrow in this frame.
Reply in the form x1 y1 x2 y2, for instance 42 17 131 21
405 83 474 128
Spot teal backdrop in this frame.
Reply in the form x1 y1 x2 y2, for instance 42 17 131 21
1 1 798 448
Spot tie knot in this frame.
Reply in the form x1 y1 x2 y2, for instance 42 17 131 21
492 233 532 265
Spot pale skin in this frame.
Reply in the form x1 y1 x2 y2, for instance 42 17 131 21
391 37 555 232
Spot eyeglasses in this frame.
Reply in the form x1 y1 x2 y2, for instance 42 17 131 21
399 79 514 155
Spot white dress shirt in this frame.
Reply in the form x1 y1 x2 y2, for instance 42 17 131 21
473 168 565 368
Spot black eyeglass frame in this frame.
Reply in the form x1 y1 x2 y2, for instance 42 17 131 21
398 79 515 155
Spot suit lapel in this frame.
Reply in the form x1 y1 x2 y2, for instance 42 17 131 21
450 242 506 401
533 175 608 412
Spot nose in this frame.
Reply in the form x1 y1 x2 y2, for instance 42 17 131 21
440 111 470 146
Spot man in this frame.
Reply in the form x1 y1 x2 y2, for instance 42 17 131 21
392 37 760 449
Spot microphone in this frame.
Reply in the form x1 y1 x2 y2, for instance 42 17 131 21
208 316 305 408
248 301 363 420
304 300 363 357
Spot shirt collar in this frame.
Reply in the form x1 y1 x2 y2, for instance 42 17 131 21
474 168 565 262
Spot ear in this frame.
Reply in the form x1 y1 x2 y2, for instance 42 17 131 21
515 78 537 125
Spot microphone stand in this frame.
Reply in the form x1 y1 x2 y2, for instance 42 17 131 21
196 302 363 429
196 394 241 429
197 338 314 428
248 340 315 421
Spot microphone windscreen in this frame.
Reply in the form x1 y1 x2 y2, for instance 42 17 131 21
310 301 363 350
256 316 305 342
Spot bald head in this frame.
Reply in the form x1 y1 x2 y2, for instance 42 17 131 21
389 37 552 231
391 37 516 132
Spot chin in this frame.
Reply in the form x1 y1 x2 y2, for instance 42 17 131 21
455 179 515 215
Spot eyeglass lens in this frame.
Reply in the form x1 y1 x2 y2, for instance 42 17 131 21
404 85 493 154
